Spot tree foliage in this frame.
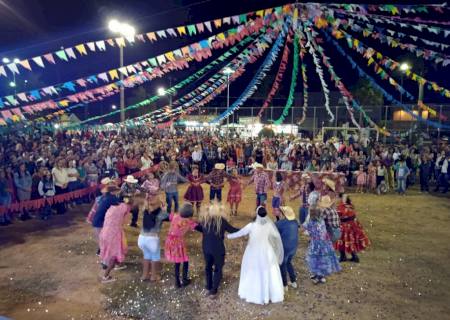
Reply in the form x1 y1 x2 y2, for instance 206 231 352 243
350 78 384 106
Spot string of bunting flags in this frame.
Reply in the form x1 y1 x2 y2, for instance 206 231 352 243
297 32 309 126
211 17 291 124
0 13 275 110
0 5 288 77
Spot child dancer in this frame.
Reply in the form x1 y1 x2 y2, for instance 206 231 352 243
164 203 198 288
138 196 169 281
367 162 377 193
184 165 204 215
355 165 367 193
271 172 285 221
303 204 341 284
227 168 243 216
335 194 370 263
141 172 160 198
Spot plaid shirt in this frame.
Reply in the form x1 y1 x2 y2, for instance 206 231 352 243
320 207 340 229
207 169 228 189
249 171 270 194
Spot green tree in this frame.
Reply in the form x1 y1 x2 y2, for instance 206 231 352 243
351 78 384 106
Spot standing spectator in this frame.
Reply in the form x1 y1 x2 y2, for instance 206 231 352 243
394 156 410 195
419 155 432 193
52 159 68 214
246 163 271 208
67 160 80 207
0 168 12 225
14 163 33 220
38 169 56 220
434 153 449 194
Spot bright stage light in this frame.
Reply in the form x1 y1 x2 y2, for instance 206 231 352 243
2 57 10 64
112 104 117 110
54 123 60 129
9 81 16 87
157 87 166 96
223 67 234 75
108 19 121 33
400 62 410 72
108 19 135 39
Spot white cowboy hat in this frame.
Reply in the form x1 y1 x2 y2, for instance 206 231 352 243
301 173 310 179
252 162 264 169
318 195 334 208
322 178 336 192
280 206 296 221
100 177 113 185
214 163 225 170
124 175 138 184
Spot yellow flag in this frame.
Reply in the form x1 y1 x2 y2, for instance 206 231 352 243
165 51 175 61
177 26 187 36
109 69 119 80
75 44 87 55
256 10 264 18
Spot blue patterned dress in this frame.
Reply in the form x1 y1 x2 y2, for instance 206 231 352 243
305 218 341 277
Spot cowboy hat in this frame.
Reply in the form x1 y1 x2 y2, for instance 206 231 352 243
214 163 225 170
100 177 113 185
322 178 336 192
252 162 264 169
301 173 310 180
280 206 296 221
318 195 334 208
124 175 138 184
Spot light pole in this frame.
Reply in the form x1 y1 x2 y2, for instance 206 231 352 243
223 67 234 137
108 19 135 122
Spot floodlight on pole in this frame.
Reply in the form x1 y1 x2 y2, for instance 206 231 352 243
157 87 166 96
400 62 410 72
2 57 10 64
112 104 117 110
107 18 136 122
222 67 234 75
222 67 234 135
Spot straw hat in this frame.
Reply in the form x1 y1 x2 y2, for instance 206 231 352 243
318 195 334 208
124 175 138 184
214 163 225 170
252 162 264 169
301 173 310 180
322 178 336 192
100 177 113 185
280 206 296 221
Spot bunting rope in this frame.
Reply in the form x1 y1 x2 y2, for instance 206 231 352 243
0 14 274 109
274 32 299 124
325 30 450 130
210 17 290 123
298 33 308 126
0 4 290 77
257 33 291 117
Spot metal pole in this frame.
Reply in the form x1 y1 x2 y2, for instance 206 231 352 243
119 46 125 122
438 105 442 141
400 75 404 104
226 74 230 136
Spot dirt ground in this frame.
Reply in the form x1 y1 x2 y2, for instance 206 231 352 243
1 182 449 320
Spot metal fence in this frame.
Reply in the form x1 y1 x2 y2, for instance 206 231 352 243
200 104 450 138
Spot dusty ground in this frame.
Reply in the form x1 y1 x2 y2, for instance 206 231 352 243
1 182 449 320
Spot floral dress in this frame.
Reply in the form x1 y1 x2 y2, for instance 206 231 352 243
334 203 370 254
227 176 242 204
304 217 341 277
164 213 198 263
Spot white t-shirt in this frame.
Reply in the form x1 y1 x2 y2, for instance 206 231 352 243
67 168 78 182
52 167 69 187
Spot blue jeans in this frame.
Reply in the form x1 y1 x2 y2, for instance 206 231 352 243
280 253 296 286
256 193 267 207
209 188 222 202
166 192 179 213
299 207 308 224
397 177 407 194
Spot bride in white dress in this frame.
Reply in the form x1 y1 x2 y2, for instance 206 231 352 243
227 206 284 305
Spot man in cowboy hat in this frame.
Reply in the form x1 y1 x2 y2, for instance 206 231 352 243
276 206 299 291
205 163 230 202
317 195 341 243
246 162 271 208
120 175 140 227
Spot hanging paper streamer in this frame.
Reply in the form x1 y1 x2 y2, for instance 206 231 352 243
304 24 361 129
304 25 334 122
257 33 291 117
274 33 299 124
327 3 447 16
211 18 290 124
325 31 450 130
297 32 308 126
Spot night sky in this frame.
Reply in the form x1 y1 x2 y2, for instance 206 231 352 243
0 0 448 124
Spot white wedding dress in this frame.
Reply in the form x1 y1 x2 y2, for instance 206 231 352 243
228 215 284 305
